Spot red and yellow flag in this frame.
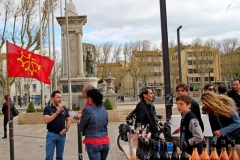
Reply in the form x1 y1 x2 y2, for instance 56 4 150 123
6 41 54 84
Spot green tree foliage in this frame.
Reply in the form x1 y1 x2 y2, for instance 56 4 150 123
26 101 35 113
103 98 113 110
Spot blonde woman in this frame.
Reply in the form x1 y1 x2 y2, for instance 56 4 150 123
201 92 240 155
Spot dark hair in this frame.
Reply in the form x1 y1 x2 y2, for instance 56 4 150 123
4 95 10 101
232 79 240 83
176 95 192 105
139 87 151 99
218 83 227 94
176 83 188 92
87 89 103 106
203 83 214 91
51 90 61 98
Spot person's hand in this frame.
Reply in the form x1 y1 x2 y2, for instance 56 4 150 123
172 127 180 135
214 130 222 138
74 110 82 120
59 128 68 136
55 106 63 115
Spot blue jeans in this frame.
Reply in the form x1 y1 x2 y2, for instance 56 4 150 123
45 131 66 160
86 144 109 160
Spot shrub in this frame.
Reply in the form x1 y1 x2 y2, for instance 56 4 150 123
98 79 103 84
35 108 43 112
26 101 35 113
72 104 79 111
103 98 113 110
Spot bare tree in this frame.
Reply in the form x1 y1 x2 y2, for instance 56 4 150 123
220 38 240 81
0 0 58 102
111 44 122 63
169 40 179 92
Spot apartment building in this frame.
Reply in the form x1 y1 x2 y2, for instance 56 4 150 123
129 50 164 97
170 45 221 95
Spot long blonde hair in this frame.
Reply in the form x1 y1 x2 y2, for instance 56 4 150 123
200 92 237 118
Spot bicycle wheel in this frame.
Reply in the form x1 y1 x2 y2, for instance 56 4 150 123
117 134 124 152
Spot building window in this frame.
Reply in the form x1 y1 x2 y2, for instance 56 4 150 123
188 69 193 73
210 77 214 81
32 84 36 92
198 52 202 56
187 52 191 57
24 84 28 92
205 77 209 81
193 77 199 82
188 60 192 65
188 77 193 82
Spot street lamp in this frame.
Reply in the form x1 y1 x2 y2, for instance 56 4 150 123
177 25 182 83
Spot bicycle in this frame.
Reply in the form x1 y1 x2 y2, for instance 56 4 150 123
117 113 173 152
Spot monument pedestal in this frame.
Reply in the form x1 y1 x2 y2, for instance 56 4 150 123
59 77 99 109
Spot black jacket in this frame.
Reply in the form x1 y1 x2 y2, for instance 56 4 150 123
134 100 157 139
227 90 240 108
2 102 14 118
180 111 203 155
191 99 204 132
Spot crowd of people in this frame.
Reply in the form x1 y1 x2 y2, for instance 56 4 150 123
2 79 240 159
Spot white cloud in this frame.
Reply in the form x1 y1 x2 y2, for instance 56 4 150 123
54 0 240 46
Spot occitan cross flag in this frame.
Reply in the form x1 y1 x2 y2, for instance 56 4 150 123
6 41 54 84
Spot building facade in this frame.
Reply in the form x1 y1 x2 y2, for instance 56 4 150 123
170 45 221 95
129 50 164 97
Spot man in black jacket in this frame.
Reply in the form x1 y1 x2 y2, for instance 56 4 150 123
134 87 158 139
227 79 240 112
172 83 204 134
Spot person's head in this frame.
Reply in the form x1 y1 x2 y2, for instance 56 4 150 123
51 90 62 106
176 83 189 97
203 84 215 92
87 89 103 106
139 87 154 103
200 92 236 118
176 95 192 114
232 79 240 92
4 95 11 102
82 84 94 99
218 84 227 94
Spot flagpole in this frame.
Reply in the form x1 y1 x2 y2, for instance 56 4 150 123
65 0 72 110
47 0 52 95
52 0 57 91
6 41 15 160
39 0 45 107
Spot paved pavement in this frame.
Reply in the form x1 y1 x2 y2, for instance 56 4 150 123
0 116 128 160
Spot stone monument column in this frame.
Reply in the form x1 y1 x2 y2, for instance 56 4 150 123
62 33 67 77
77 31 84 77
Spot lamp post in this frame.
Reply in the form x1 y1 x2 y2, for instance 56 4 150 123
159 0 173 120
177 25 182 83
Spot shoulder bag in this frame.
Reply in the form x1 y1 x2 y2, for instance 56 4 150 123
12 105 19 117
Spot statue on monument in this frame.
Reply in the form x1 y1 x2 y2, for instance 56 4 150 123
86 51 95 77
65 1 78 16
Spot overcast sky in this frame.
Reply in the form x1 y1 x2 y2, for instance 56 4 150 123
53 0 240 47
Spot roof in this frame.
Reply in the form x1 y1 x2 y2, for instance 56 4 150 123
132 50 162 57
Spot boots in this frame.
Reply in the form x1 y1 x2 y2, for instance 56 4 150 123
2 135 7 139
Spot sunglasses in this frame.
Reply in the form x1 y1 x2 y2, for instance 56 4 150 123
208 88 214 91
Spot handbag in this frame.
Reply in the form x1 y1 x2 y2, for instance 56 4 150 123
12 106 19 117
